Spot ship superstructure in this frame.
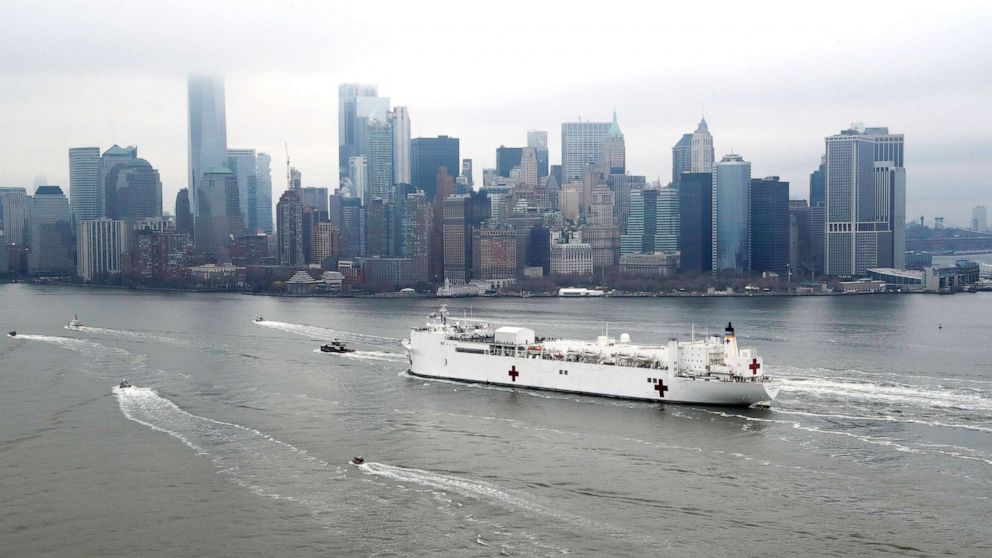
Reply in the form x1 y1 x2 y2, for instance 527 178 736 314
404 306 778 406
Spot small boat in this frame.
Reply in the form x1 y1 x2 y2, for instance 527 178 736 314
119 378 133 388
351 456 365 465
254 316 264 322
7 331 15 337
320 340 354 354
67 314 83 329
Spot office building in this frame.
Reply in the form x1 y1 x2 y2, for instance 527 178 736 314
496 146 523 178
76 218 128 281
338 83 379 177
824 125 906 276
561 120 610 182
228 149 258 230
690 118 715 173
364 197 394 257
809 156 825 207
187 76 228 217
430 168 456 282
527 130 549 178
749 177 790 275
473 224 517 281
175 189 193 237
584 185 618 268
194 169 242 262
99 144 138 217
400 190 430 282
712 155 751 273
550 242 593 275
461 159 473 186
359 118 394 200
276 189 304 266
677 172 713 273
302 187 330 221
68 147 101 222
443 195 471 282
519 147 538 188
103 155 163 222
390 106 411 185
314 222 341 268
672 133 693 187
348 156 367 202
29 186 74 275
339 196 365 258
302 206 319 264
411 136 459 200
255 153 273 233
604 111 625 175
789 199 813 278
609 174 647 234
0 187 29 247
621 186 679 256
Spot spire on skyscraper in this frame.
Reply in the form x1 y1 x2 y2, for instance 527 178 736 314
609 109 623 137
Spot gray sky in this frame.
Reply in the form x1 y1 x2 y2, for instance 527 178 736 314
1 0 990 225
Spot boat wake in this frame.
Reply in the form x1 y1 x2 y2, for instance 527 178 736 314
112 386 346 508
66 325 194 346
11 333 134 360
255 320 400 348
312 348 406 362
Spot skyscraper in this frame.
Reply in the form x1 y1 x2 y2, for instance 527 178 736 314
99 144 137 216
824 125 906 276
228 149 258 230
68 147 101 222
76 218 129 281
339 196 365 258
302 187 330 221
604 111 626 175
472 224 517 281
29 186 74 275
527 130 549 178
364 198 394 257
443 195 471 283
400 190 430 282
809 156 825 207
103 156 163 222
712 154 751 273
677 172 713 273
338 83 379 177
609 174 647 234
411 136 459 200
0 187 29 247
194 169 242 262
390 106 411 185
255 153 273 234
496 146 523 178
561 120 611 182
276 190 303 266
749 176 790 275
187 76 228 217
360 119 394 200
519 147 538 188
349 156 367 202
672 134 693 187
620 187 679 256
175 189 193 237
690 118 715 173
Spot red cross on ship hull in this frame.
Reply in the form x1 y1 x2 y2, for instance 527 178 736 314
749 358 761 375
508 366 519 382
654 381 668 398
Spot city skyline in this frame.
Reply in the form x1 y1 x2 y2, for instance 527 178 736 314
0 3 989 226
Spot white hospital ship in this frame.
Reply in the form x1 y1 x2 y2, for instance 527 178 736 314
404 306 779 406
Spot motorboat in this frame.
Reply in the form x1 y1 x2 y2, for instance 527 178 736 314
119 378 133 388
254 316 264 322
67 314 83 329
320 340 354 354
7 331 15 337
351 456 365 465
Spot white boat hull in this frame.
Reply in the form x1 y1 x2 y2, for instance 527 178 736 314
407 330 778 406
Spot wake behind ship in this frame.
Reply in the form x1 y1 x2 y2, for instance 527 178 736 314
404 306 779 406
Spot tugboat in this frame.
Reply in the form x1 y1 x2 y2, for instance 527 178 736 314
254 316 264 323
67 314 83 329
351 456 365 465
119 378 133 388
320 340 355 354
7 331 15 337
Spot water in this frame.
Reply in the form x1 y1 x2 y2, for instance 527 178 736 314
1 284 990 556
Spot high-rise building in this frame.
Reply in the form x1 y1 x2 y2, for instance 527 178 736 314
187 76 228 217
561 120 611 182
76 218 129 281
302 206 319 264
430 168 456 282
609 174 647 234
584 185 618 268
443 195 471 283
677 173 713 273
314 222 341 268
620 187 679 256
712 154 751 273
348 156 368 202
338 83 379 177
29 186 74 275
581 164 608 215
364 198 394 257
0 187 29 247
789 199 813 278
360 119 394 200
519 147 539 188
411 136 459 200
103 155 163 222
68 147 101 222
824 125 906 276
809 156 825 207
473 224 517 281
302 187 330 221
228 149 257 230
672 134 693 187
400 190 430 282
339 196 365 258
100 144 138 217
461 159 473 186
749 177 790 275
972 206 988 232
276 190 304 266
175 189 193 238
255 153 273 234
496 146 523 178
288 167 302 192
604 111 626 175
194 169 242 262
390 106 411 185
550 242 593 276
690 118 715 173
527 130 549 178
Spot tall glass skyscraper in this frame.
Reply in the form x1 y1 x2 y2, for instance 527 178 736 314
228 149 258 231
750 176 790 275
338 83 382 178
390 107 411 185
678 173 712 273
411 136 459 200
712 154 751 273
526 130 549 178
561 120 611 182
255 153 273 234
690 118 715 173
68 147 101 222
29 186 74 275
187 76 228 217
671 133 693 187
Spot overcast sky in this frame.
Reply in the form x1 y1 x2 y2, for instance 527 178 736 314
1 1 990 225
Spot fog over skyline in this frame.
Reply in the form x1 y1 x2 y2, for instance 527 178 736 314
1 1 990 225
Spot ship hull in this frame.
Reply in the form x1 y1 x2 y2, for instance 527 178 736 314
407 331 778 407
